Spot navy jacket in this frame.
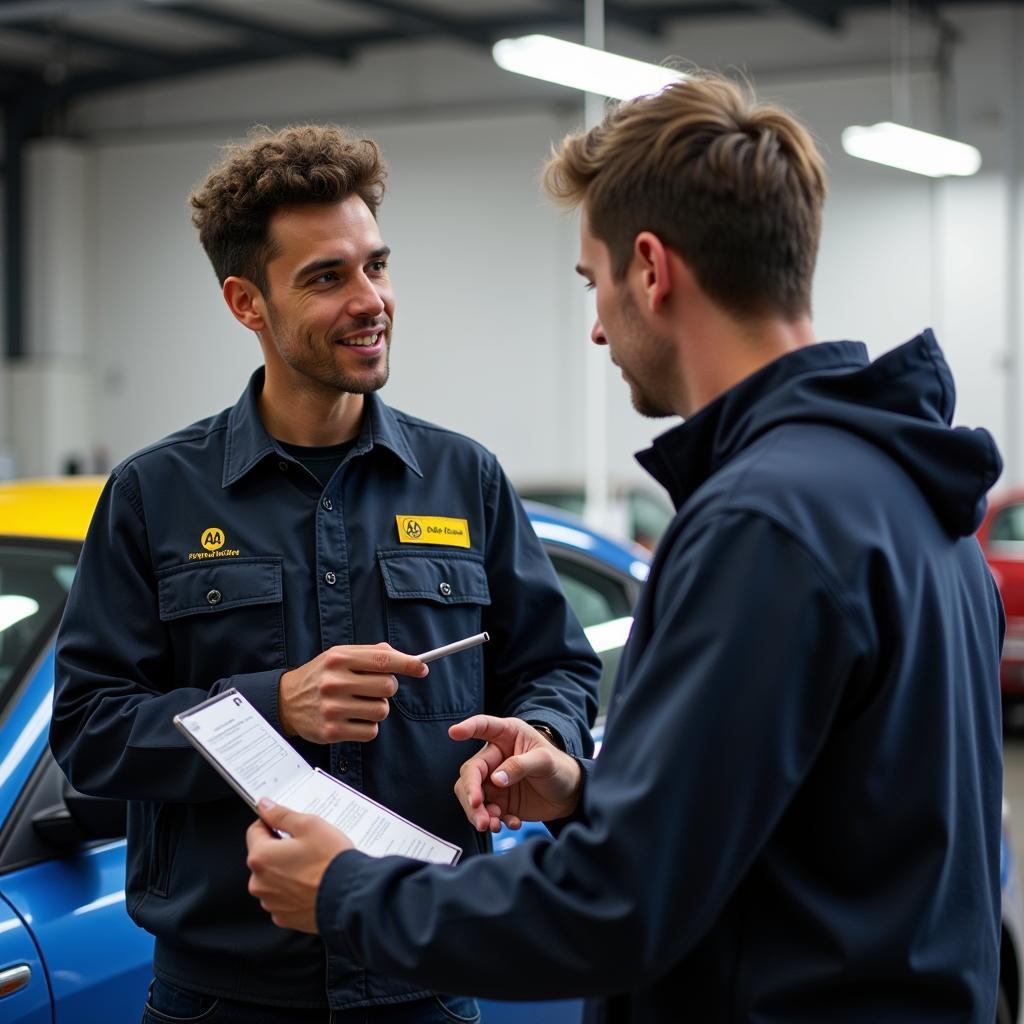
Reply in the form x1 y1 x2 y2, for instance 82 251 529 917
315 333 1005 1022
50 369 599 1009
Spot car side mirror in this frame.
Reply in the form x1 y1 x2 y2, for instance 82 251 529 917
32 779 127 848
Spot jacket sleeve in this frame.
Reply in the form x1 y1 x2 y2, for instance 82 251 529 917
315 511 873 999
50 471 285 803
479 459 601 756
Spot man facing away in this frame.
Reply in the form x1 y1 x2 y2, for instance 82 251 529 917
50 125 600 1023
245 74 1006 1023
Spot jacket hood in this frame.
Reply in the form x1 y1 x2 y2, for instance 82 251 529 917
637 329 1002 537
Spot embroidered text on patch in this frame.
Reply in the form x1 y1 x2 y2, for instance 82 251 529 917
188 526 241 561
395 515 471 548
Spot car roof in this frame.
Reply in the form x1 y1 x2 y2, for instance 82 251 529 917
522 500 650 580
0 476 105 541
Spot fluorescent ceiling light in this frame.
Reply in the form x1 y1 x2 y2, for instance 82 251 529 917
492 34 684 101
841 122 981 178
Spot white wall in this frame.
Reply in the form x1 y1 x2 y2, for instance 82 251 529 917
5 2 1023 501
83 110 588 483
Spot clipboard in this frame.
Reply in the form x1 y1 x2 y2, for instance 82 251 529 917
174 689 461 865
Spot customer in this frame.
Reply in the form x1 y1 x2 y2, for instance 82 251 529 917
246 74 1005 1023
51 124 600 1024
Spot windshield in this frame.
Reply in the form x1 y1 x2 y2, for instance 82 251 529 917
0 541 78 715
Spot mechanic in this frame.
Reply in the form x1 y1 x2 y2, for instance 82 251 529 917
50 124 600 1024
245 73 1006 1023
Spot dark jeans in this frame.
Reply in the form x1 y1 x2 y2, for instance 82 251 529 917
142 978 480 1024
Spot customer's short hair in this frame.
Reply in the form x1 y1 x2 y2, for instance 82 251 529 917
544 73 827 320
189 124 387 292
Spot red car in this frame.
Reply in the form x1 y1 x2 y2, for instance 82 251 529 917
979 488 1024 705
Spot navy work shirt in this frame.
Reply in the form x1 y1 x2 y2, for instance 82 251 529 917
51 368 600 1010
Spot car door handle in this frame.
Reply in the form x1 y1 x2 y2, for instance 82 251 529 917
0 964 31 997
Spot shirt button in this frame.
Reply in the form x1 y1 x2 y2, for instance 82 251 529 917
322 497 333 511
206 589 222 605
324 571 337 585
439 582 452 597
337 758 350 774
277 460 288 472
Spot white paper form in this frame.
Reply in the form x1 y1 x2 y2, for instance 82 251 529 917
278 768 461 864
175 691 309 804
174 689 461 865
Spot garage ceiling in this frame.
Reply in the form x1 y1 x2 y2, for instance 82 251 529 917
0 0 1018 118
1 0 1019 361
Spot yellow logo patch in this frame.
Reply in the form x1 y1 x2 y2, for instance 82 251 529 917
201 527 225 551
395 515 471 548
188 526 241 561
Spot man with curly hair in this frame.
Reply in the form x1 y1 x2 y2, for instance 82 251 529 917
245 75 1004 1023
50 125 600 1023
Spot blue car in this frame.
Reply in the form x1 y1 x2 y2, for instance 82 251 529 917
1 479 1019 1023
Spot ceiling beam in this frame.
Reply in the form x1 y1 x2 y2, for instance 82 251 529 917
9 21 179 69
0 0 174 27
13 23 421 118
2 5 689 116
477 4 762 41
330 0 493 48
5 0 873 124
160 2 352 64
547 0 665 37
769 0 841 30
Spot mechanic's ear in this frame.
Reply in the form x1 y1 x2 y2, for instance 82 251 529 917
223 277 267 333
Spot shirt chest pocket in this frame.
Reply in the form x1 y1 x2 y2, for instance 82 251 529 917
156 557 286 686
377 549 491 720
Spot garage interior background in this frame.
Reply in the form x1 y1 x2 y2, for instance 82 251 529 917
0 0 1022 517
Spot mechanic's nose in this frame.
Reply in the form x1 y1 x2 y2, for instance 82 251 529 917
349 274 386 318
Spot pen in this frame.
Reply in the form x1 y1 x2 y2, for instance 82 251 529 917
416 631 490 664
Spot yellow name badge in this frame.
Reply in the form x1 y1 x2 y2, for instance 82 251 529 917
396 515 471 548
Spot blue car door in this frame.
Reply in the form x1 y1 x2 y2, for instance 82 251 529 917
0 894 50 1024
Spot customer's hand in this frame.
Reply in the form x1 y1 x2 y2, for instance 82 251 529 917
246 799 353 933
278 643 427 743
449 715 582 832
